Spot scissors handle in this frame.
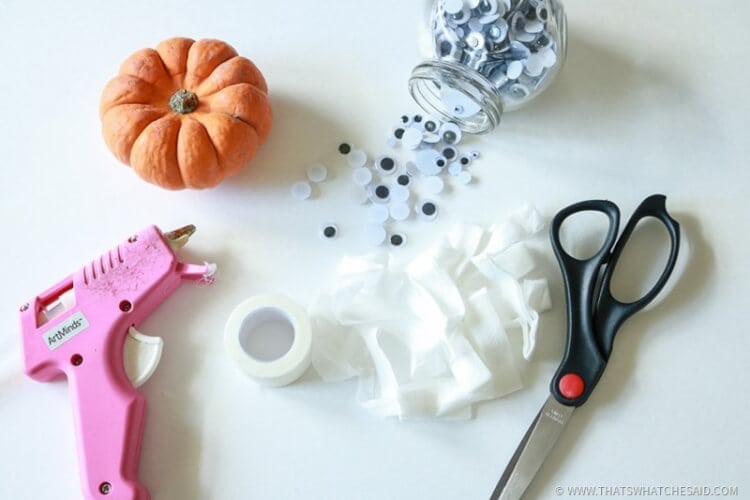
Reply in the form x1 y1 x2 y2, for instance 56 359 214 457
549 195 681 407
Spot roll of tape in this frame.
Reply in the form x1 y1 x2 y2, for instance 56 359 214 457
225 294 312 387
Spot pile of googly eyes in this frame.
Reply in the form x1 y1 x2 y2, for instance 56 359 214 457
291 113 481 248
434 0 560 103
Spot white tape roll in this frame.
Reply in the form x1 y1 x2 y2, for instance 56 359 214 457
225 294 312 387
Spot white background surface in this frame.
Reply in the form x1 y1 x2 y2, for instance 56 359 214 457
1 1 748 499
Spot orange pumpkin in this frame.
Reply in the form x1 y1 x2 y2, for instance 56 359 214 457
100 37 272 190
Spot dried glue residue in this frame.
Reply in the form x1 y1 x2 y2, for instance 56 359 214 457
309 204 552 419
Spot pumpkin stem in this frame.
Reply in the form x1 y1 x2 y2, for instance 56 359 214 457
169 89 199 114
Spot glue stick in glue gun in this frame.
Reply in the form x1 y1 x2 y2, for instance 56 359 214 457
18 224 216 500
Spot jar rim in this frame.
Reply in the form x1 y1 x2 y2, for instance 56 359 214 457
409 60 503 135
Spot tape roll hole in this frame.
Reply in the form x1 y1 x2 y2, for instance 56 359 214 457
238 307 296 362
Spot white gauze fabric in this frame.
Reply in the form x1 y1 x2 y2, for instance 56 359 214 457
309 204 552 419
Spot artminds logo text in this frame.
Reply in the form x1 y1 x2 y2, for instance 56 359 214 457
43 312 90 351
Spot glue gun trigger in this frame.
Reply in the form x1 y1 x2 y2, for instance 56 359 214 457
123 327 163 388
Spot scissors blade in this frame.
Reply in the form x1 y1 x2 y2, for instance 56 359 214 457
490 395 575 500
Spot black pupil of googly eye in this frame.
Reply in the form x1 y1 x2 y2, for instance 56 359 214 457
394 128 405 139
323 226 336 238
390 234 404 246
421 202 437 216
444 131 457 143
425 121 437 132
460 157 470 165
413 115 423 123
375 185 389 199
397 175 410 186
401 115 409 123
338 143 351 155
440 40 453 57
380 157 395 171
436 159 446 167
443 148 456 160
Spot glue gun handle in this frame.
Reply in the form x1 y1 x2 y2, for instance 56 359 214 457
68 353 150 500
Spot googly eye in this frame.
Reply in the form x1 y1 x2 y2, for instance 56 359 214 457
423 118 440 133
525 53 545 77
320 224 338 240
390 202 411 221
392 127 406 141
488 19 509 42
347 149 368 168
441 146 457 161
375 155 398 175
506 60 524 80
525 20 544 34
291 181 312 201
434 156 448 169
368 204 390 224
364 225 387 247
400 114 412 125
477 0 498 15
338 143 351 155
424 176 445 195
537 5 549 22
443 0 464 15
458 154 473 167
418 200 439 222
450 7 471 25
457 171 473 185
369 183 391 204
422 132 442 144
541 47 558 68
413 114 423 124
397 174 411 186
509 83 531 99
470 150 480 160
351 187 370 205
402 127 424 150
468 17 483 33
439 123 463 145
389 233 407 248
390 184 411 203
307 164 328 183
465 32 485 50
352 167 373 186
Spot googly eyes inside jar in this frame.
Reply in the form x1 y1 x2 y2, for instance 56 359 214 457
410 0 567 134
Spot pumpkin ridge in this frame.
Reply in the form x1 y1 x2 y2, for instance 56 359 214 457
127 108 170 162
102 104 168 163
185 40 238 89
194 56 267 97
189 113 226 168
197 81 268 99
176 116 221 187
100 75 161 116
172 119 187 187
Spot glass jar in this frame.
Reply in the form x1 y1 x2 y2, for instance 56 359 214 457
409 0 567 134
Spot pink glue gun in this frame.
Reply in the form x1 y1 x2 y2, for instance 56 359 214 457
19 225 215 500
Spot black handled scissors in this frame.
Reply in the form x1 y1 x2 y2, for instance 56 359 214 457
490 194 681 500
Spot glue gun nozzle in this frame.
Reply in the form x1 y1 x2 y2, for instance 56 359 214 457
163 224 196 251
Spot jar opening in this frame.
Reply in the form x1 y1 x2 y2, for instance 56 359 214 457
409 60 503 134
